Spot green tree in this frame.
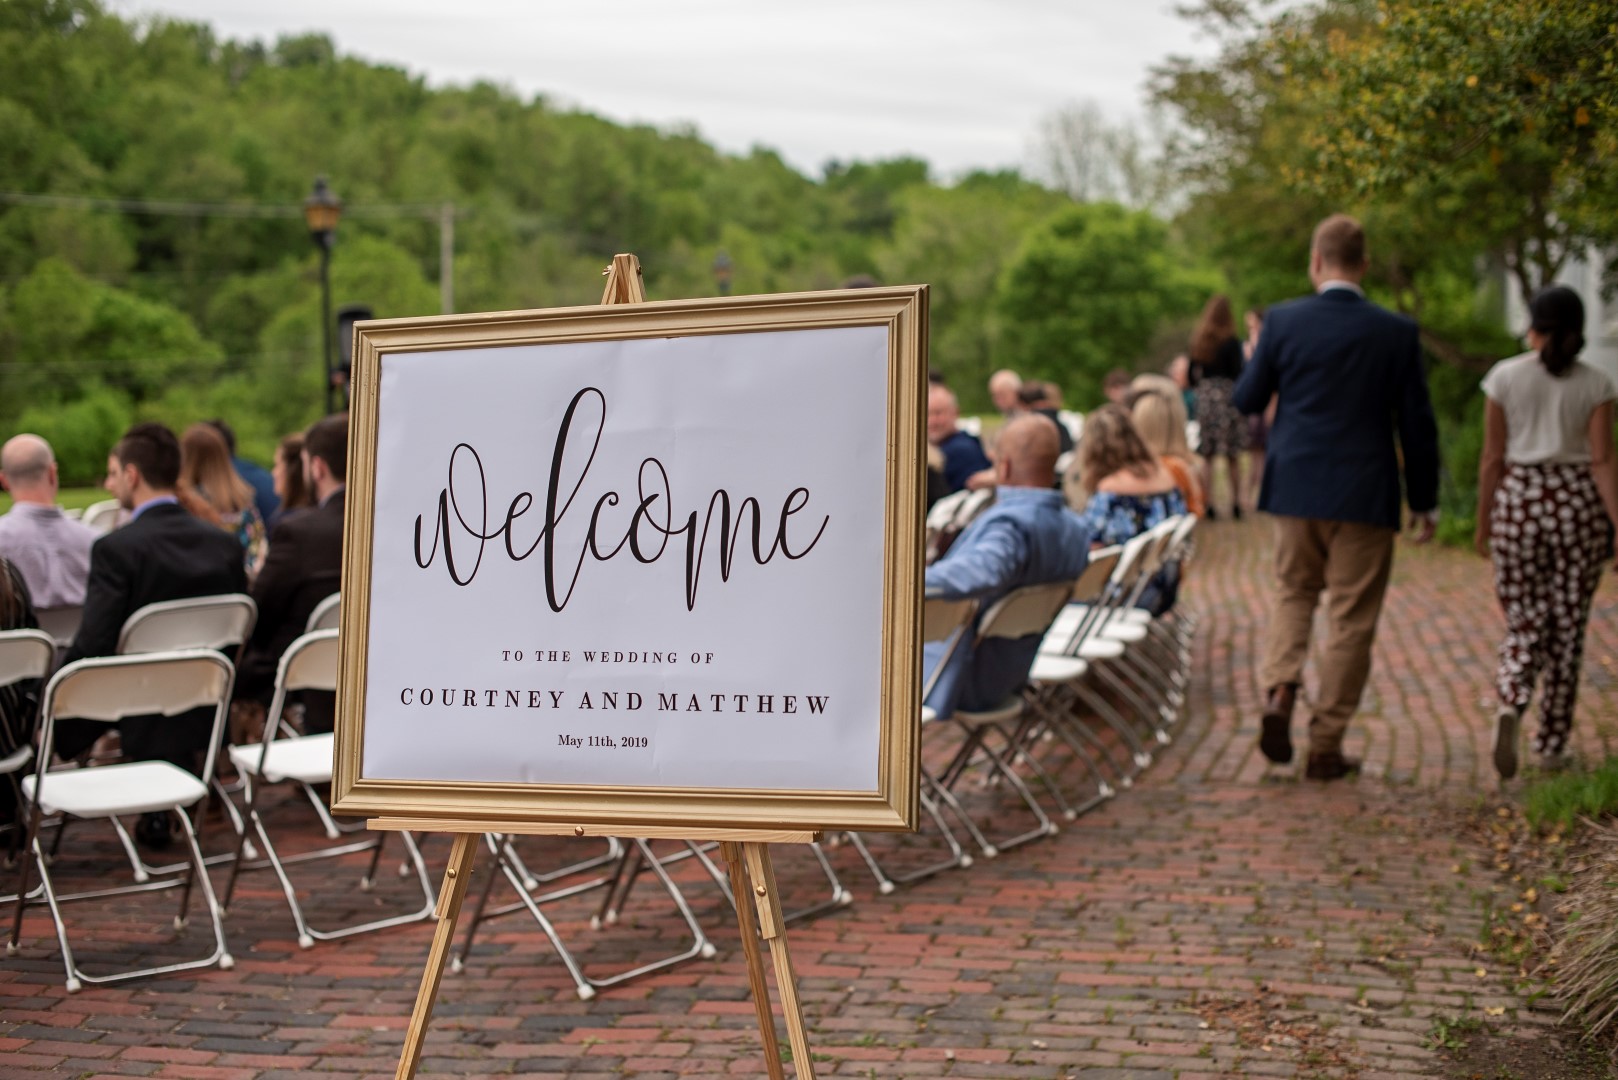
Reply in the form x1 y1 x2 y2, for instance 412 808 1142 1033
1294 0 1618 304
876 174 1070 411
995 203 1217 405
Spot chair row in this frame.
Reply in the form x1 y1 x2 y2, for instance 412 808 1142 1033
849 513 1199 892
0 592 366 992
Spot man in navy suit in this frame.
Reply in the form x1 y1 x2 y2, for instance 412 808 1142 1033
57 423 247 847
1233 214 1440 780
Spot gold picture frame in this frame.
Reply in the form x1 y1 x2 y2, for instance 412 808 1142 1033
330 285 928 833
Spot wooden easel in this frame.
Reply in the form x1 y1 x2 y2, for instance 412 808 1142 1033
381 254 823 1080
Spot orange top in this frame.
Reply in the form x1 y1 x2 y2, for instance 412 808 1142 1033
1162 455 1207 517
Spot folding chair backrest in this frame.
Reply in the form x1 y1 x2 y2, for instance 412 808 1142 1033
920 597 977 703
1164 513 1199 563
81 499 122 534
305 592 341 633
40 650 235 782
117 594 257 656
34 605 82 648
975 581 1074 644
278 630 340 696
1070 548 1122 606
0 629 55 689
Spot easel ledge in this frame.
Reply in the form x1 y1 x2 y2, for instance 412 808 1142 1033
368 818 819 845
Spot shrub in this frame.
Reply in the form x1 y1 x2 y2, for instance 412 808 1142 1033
1553 820 1618 1038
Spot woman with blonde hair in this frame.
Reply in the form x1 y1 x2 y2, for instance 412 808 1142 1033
1126 381 1206 516
179 423 266 573
1070 404 1186 548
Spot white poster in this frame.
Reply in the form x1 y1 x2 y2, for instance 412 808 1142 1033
360 325 890 793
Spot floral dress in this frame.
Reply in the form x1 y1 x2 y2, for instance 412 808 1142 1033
1078 489 1187 548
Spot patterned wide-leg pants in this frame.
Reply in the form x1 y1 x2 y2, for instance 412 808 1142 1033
1491 462 1610 756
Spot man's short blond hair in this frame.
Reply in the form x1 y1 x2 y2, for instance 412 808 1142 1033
1312 214 1366 272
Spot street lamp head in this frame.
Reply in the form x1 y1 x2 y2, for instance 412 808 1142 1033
304 175 343 246
712 249 733 295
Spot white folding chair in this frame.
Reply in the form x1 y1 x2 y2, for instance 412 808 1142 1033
34 606 82 650
111 594 258 879
222 630 432 947
304 592 340 633
1017 549 1140 816
80 500 123 534
0 630 53 878
935 581 1075 857
117 595 257 658
847 596 980 893
5 649 236 991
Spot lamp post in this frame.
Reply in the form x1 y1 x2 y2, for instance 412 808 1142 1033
712 250 732 296
303 176 343 414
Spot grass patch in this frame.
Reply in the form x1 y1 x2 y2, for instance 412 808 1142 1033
1523 757 1618 833
0 486 109 514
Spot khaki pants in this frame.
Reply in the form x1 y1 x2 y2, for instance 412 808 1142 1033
1261 516 1396 754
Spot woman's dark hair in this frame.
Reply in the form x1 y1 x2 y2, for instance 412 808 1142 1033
1529 285 1586 378
1189 294 1235 364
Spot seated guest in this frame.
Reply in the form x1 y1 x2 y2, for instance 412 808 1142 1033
56 423 247 847
236 414 348 735
0 556 39 831
0 434 99 609
206 418 279 527
179 423 266 574
1072 404 1187 548
1103 368 1133 404
988 369 1023 416
1018 381 1075 455
1127 378 1207 516
927 384 992 494
923 415 1090 717
269 433 313 528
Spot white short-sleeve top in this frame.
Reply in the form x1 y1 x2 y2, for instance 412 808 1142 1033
1480 351 1618 465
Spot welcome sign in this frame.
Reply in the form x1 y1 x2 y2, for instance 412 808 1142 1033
331 287 927 833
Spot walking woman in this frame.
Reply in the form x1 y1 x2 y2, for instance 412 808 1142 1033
1188 294 1247 518
1477 285 1618 778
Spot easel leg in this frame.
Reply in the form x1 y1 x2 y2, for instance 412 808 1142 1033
396 833 478 1080
721 841 785 1080
741 843 818 1080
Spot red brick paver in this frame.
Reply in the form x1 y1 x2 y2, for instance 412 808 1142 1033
3 517 1612 1078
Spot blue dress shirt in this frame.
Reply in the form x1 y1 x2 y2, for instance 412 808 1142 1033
922 486 1090 717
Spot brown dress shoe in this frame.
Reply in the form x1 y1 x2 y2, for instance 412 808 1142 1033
1304 750 1361 781
1259 684 1296 764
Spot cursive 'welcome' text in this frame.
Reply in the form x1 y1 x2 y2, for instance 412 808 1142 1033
412 387 830 611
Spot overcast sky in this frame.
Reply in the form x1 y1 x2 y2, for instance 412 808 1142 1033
108 1 1220 180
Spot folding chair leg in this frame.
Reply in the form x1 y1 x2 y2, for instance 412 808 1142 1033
781 841 854 923
940 722 1056 856
1073 682 1153 768
1095 662 1172 745
848 777 968 894
449 833 510 974
6 800 43 954
108 816 151 884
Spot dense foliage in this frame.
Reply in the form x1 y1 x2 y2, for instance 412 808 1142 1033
0 0 1230 480
1151 0 1616 538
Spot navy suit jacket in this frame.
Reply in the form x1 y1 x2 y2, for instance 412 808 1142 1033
1232 288 1439 530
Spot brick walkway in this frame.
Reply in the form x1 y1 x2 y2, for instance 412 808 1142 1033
4 516 1616 1079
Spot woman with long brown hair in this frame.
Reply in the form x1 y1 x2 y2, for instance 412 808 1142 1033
1188 293 1247 518
178 423 266 573
269 433 312 528
1068 404 1186 548
0 556 39 834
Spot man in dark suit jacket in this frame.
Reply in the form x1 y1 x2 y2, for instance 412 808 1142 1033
1232 214 1440 781
56 423 247 843
236 413 347 733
